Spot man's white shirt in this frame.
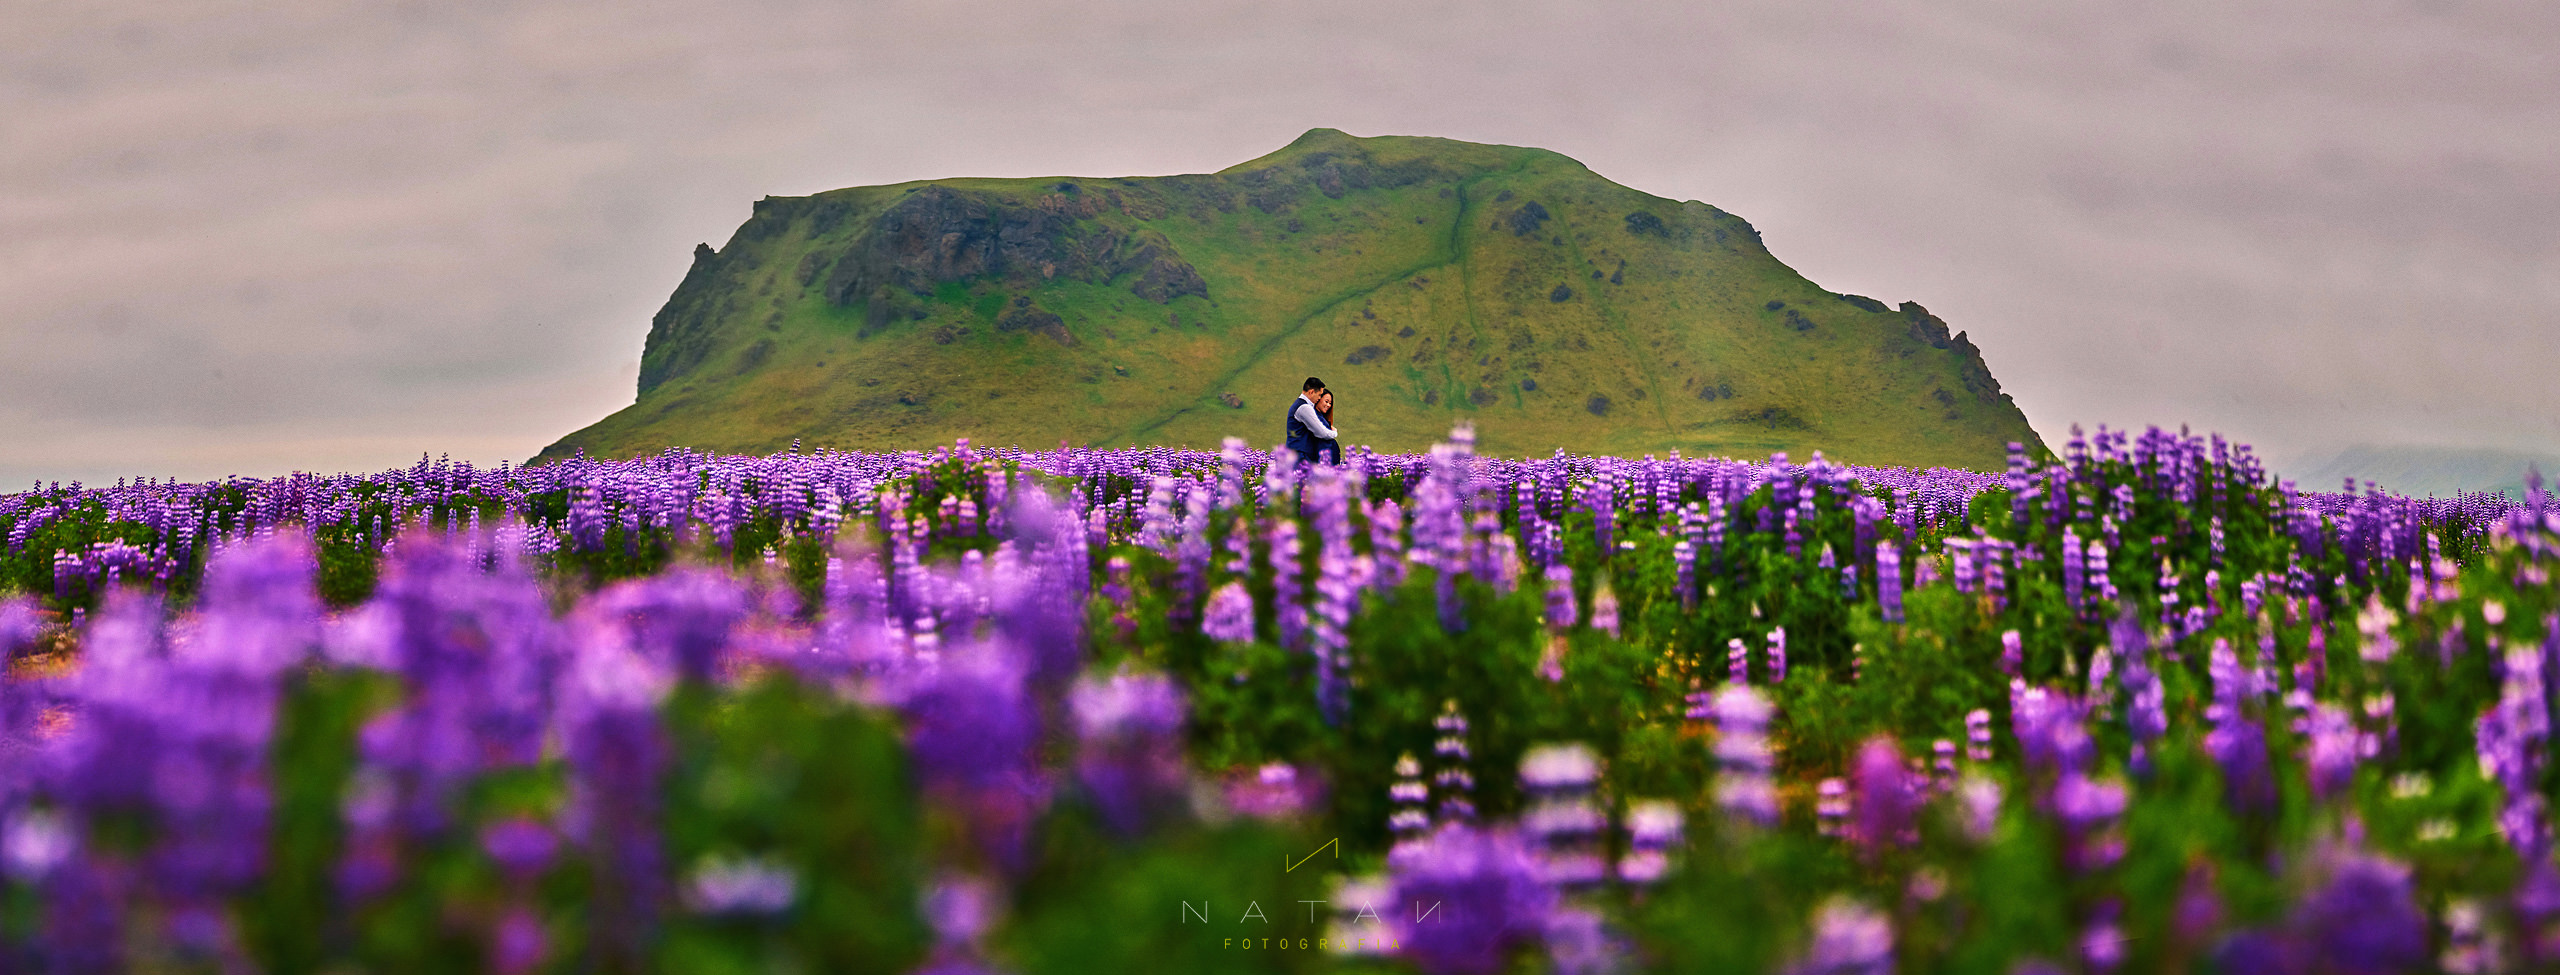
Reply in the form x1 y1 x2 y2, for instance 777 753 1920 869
1293 395 1338 440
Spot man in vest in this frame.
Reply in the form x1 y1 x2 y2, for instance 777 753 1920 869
1284 376 1340 465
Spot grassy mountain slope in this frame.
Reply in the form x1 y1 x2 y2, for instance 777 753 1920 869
539 129 2042 467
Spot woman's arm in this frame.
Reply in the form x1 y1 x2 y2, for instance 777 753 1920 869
1293 399 1338 439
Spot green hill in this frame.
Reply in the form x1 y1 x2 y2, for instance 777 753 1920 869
539 129 2042 467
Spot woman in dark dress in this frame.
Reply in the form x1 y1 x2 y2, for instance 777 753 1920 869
1313 388 1341 464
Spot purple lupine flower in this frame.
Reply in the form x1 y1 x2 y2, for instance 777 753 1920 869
1369 499 1407 591
2111 612 2166 775
1982 538 2010 612
560 613 676 968
1792 897 1893 975
1768 627 1788 683
1965 708 1993 764
1387 822 1557 975
1390 753 1434 850
39 850 125 974
1729 638 1749 685
481 817 559 883
492 905 548 975
1435 700 1477 821
2000 629 2022 679
2205 640 2276 814
1544 565 1578 632
1305 466 1362 709
340 532 564 847
2052 772 2129 874
1070 670 1189 837
1815 778 1848 838
595 567 748 684
146 537 317 923
1877 539 1904 623
1673 538 1698 611
1710 686 1780 827
898 646 1047 874
1591 579 1619 639
1225 762 1324 820
2294 849 2430 975
1544 904 1628 975
684 854 799 916
1617 799 1683 887
1269 519 1306 651
1519 743 1606 888
1202 581 1256 643
2062 528 2086 613
1955 774 2002 843
1950 537 1977 593
2011 687 2092 777
2477 637 2550 861
2303 703 2363 801
2355 593 2398 663
1848 737 1918 862
2083 900 2128 974
2086 540 2115 607
1100 556 1136 643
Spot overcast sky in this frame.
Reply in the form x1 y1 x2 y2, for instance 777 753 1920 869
5 0 2555 487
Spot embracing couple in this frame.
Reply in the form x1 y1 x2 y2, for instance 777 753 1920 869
1284 376 1341 465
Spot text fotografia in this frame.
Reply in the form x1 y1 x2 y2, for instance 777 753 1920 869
1181 898 1447 952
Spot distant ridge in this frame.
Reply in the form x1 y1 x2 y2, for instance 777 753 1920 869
2283 444 2555 499
540 128 2043 468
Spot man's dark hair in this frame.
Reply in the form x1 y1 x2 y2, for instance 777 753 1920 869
1303 376 1327 392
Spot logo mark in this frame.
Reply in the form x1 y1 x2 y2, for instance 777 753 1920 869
1284 837 1339 873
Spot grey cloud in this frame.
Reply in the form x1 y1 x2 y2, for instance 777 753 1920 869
3 0 2556 487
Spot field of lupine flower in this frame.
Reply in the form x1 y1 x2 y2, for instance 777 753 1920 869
0 424 2550 974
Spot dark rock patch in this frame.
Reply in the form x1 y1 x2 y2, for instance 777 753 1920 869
1783 309 1816 332
1624 211 1669 238
1423 389 1440 405
1131 255 1208 303
997 300 1074 346
1550 284 1574 302
1522 378 1538 392
1609 261 1625 285
1469 386 1500 406
812 185 1208 313
1765 300 1786 311
1220 392 1245 409
1398 326 1416 338
1504 201 1551 237
1345 345 1390 365
1587 395 1611 417
1731 406 1808 431
736 339 773 376
1900 301 1954 349
1836 293 1889 313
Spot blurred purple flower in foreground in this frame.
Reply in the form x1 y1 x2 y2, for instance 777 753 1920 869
1792 897 1893 975
1388 822 1557 975
1069 670 1189 837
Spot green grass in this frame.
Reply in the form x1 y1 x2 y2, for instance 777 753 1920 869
541 129 2041 469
